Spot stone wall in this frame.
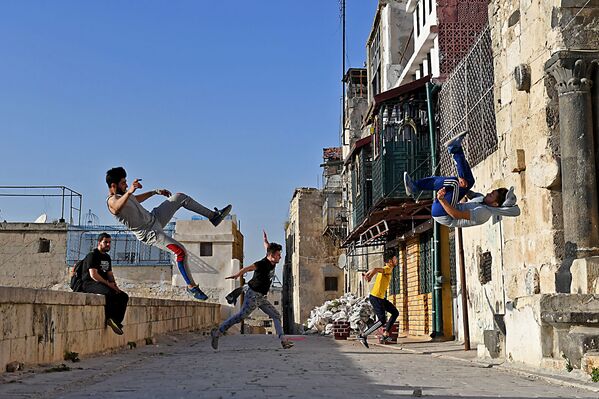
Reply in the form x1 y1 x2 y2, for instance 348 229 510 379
0 223 69 289
458 0 599 366
457 0 570 347
0 286 219 372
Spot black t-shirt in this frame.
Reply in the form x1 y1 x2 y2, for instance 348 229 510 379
81 248 112 283
247 257 276 295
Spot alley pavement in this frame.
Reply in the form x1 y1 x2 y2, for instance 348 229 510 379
0 332 596 399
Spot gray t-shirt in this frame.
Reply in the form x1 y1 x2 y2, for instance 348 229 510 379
434 196 520 228
108 194 156 240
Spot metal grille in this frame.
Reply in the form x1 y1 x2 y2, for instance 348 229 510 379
390 264 401 295
448 229 457 286
66 224 174 266
419 230 433 294
438 26 497 176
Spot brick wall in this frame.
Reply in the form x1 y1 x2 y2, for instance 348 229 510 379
389 236 433 337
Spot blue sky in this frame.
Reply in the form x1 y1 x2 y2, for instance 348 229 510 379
0 1 376 264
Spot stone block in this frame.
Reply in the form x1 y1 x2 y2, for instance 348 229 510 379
582 350 599 374
0 339 11 370
539 263 558 293
0 304 17 340
511 149 526 172
571 257 599 294
529 153 560 189
13 304 33 339
9 337 26 364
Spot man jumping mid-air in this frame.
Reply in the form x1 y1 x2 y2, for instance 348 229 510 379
403 131 520 228
106 167 231 301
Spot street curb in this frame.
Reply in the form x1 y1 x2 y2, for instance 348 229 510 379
371 342 599 393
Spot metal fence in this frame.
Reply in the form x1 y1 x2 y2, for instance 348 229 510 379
66 224 174 266
438 26 497 176
0 186 82 224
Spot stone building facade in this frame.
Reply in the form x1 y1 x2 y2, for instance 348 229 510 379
284 188 344 334
448 0 599 370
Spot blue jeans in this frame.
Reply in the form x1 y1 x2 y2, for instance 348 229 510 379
413 149 475 217
218 287 284 339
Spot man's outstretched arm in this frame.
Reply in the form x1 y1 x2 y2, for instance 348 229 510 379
437 188 471 220
226 264 257 280
136 188 172 203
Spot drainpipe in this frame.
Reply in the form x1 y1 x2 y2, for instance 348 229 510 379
426 81 443 337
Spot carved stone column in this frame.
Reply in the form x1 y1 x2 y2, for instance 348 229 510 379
546 52 599 266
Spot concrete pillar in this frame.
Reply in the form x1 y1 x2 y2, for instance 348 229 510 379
546 52 599 292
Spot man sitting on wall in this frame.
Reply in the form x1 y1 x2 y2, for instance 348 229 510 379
403 131 520 228
80 233 129 335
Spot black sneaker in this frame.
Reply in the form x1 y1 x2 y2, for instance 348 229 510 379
210 328 220 350
210 205 232 227
357 335 369 348
106 318 124 335
380 335 393 344
281 340 294 349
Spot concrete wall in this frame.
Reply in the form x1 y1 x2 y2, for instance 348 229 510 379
0 223 69 289
173 218 243 306
0 286 219 372
286 189 344 333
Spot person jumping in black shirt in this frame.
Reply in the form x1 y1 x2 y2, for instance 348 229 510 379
80 233 129 335
210 242 293 350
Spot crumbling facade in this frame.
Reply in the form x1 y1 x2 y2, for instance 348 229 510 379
284 188 344 334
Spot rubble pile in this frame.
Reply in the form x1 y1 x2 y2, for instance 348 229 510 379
305 293 374 335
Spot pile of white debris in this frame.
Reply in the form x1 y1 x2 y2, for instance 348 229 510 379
305 293 374 335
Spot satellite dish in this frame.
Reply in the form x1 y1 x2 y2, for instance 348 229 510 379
34 213 48 223
337 253 347 269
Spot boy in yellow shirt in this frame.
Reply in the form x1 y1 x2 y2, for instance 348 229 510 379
357 255 400 348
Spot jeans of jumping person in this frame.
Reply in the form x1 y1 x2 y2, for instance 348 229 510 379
81 281 129 324
143 193 215 287
362 295 399 337
217 287 284 339
413 148 475 217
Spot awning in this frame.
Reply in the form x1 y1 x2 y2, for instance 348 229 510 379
341 199 433 248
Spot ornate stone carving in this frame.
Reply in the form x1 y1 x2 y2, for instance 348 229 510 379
547 58 598 94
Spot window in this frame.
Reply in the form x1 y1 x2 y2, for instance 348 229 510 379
423 0 426 25
324 276 338 291
416 7 420 36
263 320 272 327
200 242 213 257
38 238 50 253
419 231 433 294
427 52 432 76
274 301 279 305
